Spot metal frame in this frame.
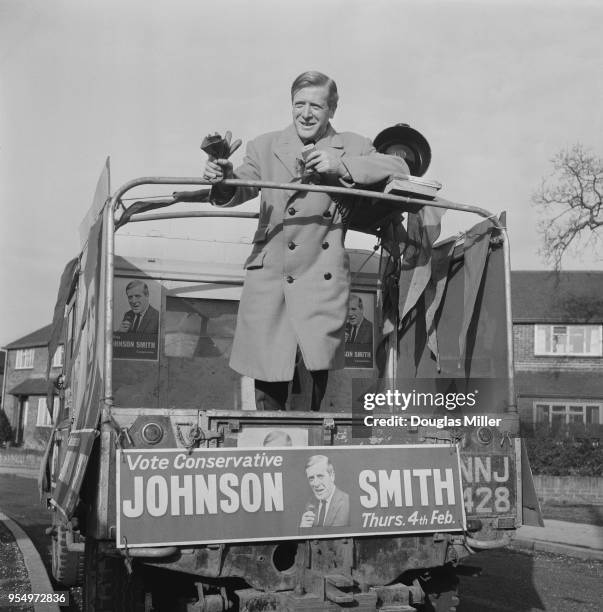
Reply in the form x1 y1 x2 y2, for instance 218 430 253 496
96 176 518 541
103 177 516 415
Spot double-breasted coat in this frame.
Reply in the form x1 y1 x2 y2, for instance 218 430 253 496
213 123 407 381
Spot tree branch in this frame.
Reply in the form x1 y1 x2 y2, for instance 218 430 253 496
532 143 603 269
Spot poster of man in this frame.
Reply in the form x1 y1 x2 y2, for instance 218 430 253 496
299 454 350 528
113 278 161 360
237 427 308 448
344 292 375 368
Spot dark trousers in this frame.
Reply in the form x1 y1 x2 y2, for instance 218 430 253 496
255 370 328 411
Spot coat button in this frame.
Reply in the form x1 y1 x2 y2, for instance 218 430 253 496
324 272 332 280
288 208 297 216
322 242 329 249
288 242 296 250
323 210 332 218
286 276 294 283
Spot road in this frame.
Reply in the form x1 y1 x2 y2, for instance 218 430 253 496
458 548 602 611
1 473 602 612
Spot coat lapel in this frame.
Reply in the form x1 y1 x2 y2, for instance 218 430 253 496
273 123 343 176
318 128 345 188
273 124 302 179
272 124 342 202
272 125 304 202
319 127 344 156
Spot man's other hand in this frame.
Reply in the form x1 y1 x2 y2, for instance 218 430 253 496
118 319 132 333
203 158 234 184
299 510 316 528
304 149 350 179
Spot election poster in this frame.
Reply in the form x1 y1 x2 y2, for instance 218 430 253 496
113 277 161 360
117 444 465 548
344 291 375 368
236 427 308 448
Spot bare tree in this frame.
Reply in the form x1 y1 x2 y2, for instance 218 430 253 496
532 144 603 269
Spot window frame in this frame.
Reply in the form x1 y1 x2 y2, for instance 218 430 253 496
533 401 602 426
51 344 64 368
534 324 603 357
15 348 35 369
36 396 60 428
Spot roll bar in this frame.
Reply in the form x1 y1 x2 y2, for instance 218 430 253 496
102 178 516 418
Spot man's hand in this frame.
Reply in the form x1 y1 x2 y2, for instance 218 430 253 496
202 130 241 184
118 318 132 333
203 158 234 184
304 149 350 179
299 510 316 528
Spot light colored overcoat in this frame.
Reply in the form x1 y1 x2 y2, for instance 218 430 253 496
214 123 407 381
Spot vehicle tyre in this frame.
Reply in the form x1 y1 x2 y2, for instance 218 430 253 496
82 537 144 612
51 525 84 587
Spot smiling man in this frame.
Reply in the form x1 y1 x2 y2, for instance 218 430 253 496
203 71 408 411
118 280 159 334
299 455 349 528
346 294 373 344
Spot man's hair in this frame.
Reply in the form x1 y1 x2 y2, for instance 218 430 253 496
305 454 334 475
291 71 339 111
262 430 293 446
125 280 149 296
350 294 364 310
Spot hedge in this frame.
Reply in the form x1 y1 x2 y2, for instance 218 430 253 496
524 425 603 477
0 409 13 445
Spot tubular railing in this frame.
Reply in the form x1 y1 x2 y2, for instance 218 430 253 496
103 178 516 418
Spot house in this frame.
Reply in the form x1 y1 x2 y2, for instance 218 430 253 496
3 270 601 446
511 271 603 438
0 350 5 407
1 325 63 449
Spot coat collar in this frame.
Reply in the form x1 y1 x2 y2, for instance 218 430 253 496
273 123 343 179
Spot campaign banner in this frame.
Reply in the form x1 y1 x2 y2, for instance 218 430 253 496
116 445 465 548
344 292 375 369
113 277 161 360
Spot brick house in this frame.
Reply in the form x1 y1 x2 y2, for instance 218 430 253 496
512 271 603 438
1 325 63 449
2 271 601 446
0 350 5 407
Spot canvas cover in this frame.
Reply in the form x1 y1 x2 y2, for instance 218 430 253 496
41 161 110 518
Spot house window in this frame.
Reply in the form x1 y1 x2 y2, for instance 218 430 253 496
52 345 64 368
36 397 59 427
534 325 602 356
15 349 35 369
535 402 602 429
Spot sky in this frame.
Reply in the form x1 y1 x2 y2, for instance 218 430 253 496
1 0 602 347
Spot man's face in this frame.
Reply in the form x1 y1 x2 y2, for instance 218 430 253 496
126 286 149 314
347 298 364 327
292 85 334 143
305 459 336 501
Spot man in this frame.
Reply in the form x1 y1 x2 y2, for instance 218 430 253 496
262 430 293 447
299 455 349 528
203 71 408 411
118 280 159 334
345 294 373 344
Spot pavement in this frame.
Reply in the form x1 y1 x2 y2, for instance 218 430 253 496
512 518 603 561
0 510 61 612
